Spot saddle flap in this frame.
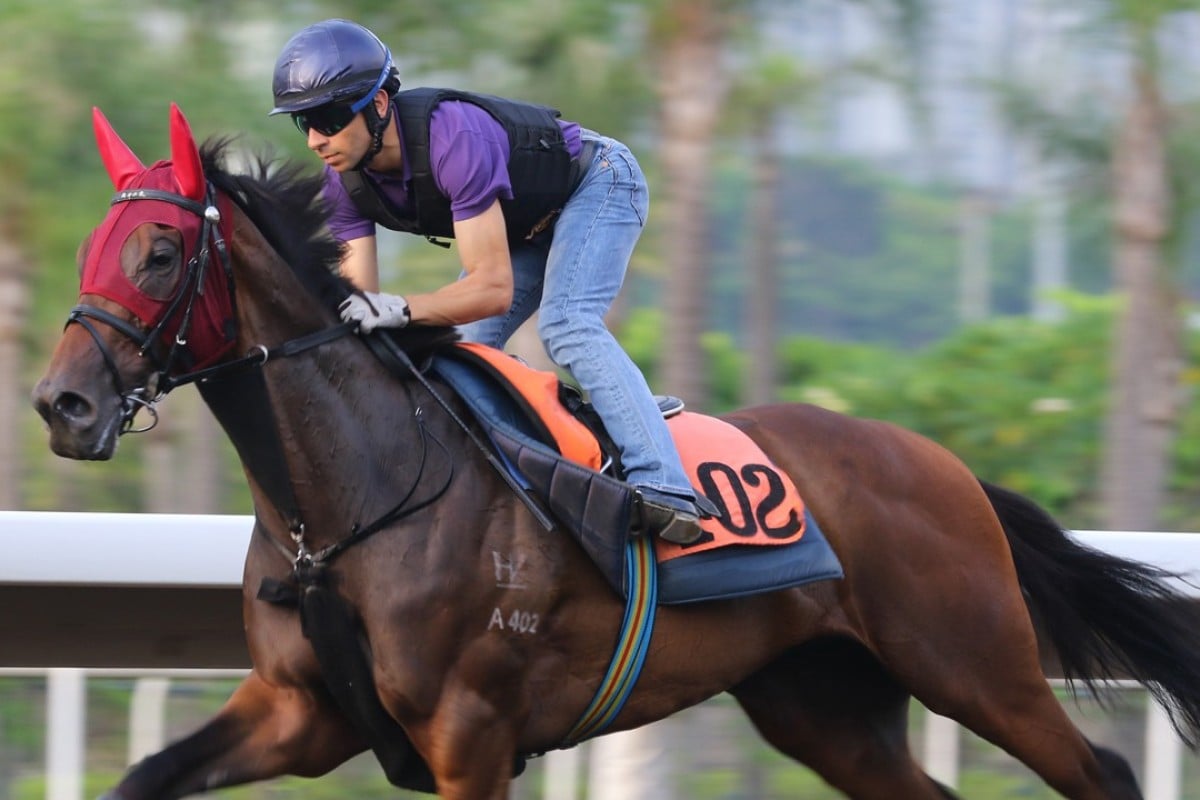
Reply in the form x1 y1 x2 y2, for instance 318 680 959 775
435 342 603 471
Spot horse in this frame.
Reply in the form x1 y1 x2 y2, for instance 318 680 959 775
31 104 1200 800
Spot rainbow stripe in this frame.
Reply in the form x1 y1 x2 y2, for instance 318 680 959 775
563 534 658 744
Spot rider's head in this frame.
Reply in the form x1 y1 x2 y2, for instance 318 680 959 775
270 19 401 170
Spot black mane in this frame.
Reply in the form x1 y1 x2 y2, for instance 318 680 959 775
198 137 458 356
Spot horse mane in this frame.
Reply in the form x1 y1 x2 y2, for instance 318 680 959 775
198 137 459 358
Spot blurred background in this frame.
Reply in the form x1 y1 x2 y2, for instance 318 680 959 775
4 0 1200 797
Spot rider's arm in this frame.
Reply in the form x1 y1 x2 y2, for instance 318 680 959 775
340 235 380 292
322 166 383 293
405 198 513 326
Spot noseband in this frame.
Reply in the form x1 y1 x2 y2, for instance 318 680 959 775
67 186 232 434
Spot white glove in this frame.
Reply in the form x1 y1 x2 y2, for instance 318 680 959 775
338 291 411 333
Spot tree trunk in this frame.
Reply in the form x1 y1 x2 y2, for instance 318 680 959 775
1101 64 1181 530
743 121 780 407
142 404 177 513
655 1 732 409
1030 159 1068 323
142 392 224 514
177 392 222 513
957 191 992 324
0 235 28 509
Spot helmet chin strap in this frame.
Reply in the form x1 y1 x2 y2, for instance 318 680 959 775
353 96 390 171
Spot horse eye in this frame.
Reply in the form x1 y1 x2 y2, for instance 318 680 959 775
149 244 178 271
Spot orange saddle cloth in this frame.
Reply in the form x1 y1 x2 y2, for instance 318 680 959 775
659 411 806 562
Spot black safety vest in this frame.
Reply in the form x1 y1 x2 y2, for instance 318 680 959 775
339 87 577 242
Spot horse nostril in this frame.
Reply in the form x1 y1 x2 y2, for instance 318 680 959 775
51 391 95 424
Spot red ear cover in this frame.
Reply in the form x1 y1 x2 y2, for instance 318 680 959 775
92 107 145 190
169 103 205 202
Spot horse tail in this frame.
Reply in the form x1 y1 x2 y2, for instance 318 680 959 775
980 479 1200 747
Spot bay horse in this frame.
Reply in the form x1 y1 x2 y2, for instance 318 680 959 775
32 104 1200 800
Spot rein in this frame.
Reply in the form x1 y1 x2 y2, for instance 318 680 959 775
294 409 453 569
168 322 357 391
365 331 558 531
69 181 448 572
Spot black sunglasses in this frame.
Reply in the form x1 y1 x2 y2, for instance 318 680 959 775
292 104 359 136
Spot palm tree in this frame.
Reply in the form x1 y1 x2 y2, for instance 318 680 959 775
0 3 80 509
724 54 816 406
0 237 25 508
992 2 1198 530
651 0 739 409
723 0 927 407
1101 26 1183 530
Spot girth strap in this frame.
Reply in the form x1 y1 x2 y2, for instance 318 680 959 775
563 533 658 744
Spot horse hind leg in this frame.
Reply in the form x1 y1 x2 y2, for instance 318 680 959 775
732 639 1142 799
871 574 1145 799
923 671 1143 799
730 639 961 799
1091 743 1142 797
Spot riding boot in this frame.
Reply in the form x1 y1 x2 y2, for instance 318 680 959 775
637 488 703 545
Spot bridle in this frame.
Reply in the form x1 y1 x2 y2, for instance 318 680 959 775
67 182 358 438
67 185 234 434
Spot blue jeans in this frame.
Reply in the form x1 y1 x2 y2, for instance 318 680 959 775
458 133 695 500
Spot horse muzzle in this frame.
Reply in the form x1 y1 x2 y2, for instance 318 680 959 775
32 373 126 460
31 326 145 461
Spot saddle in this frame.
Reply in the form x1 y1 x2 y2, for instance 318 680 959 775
429 342 843 604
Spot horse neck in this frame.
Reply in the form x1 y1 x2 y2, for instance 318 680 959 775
206 211 429 548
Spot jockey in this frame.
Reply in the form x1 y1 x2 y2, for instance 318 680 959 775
269 19 705 544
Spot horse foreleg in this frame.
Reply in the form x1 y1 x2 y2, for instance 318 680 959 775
100 670 367 800
397 680 521 800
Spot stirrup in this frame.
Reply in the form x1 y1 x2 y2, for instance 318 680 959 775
654 395 685 419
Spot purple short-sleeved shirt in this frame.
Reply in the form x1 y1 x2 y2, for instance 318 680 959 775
323 100 581 242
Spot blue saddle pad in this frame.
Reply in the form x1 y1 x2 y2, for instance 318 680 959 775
657 509 841 604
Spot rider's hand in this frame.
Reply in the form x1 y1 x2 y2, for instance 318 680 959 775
339 291 411 333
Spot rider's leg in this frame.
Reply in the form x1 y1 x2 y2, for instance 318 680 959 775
537 132 701 544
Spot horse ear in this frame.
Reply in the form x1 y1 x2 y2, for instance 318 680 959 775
92 107 145 190
169 103 206 202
